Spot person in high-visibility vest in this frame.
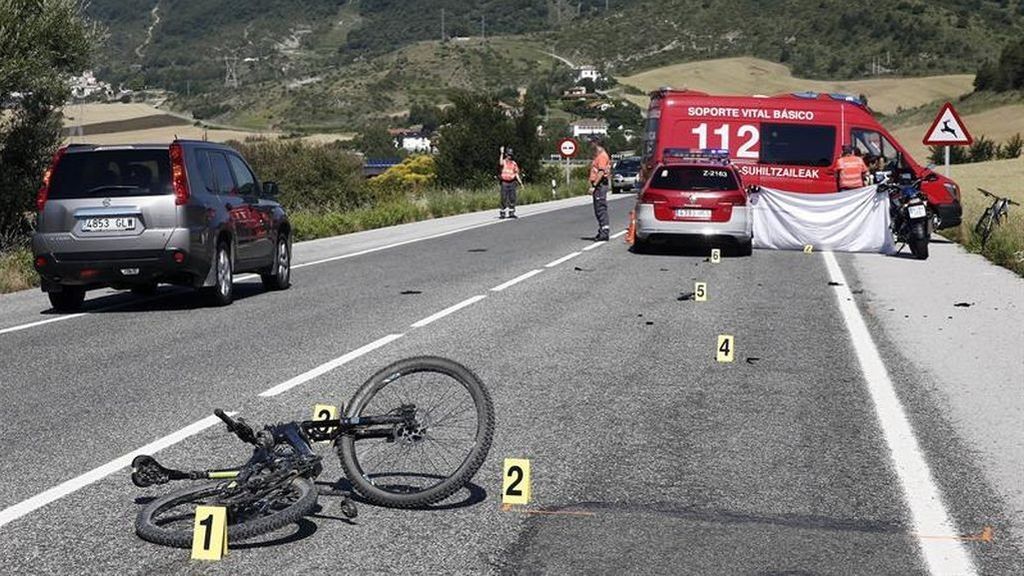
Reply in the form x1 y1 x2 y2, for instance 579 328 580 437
498 146 523 219
588 137 611 241
834 145 869 190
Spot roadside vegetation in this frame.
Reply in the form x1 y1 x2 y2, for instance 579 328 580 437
939 157 1024 276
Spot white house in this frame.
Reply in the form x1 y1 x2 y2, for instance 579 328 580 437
570 119 609 138
400 134 432 153
576 65 600 83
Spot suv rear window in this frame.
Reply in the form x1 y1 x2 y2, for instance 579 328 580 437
49 149 172 199
650 166 738 191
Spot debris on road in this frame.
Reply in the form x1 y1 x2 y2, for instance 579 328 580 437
745 357 761 365
828 281 843 287
645 321 654 325
400 290 423 295
574 266 593 272
954 302 974 308
467 248 488 253
677 292 694 301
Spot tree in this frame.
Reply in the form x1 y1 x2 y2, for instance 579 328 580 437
354 122 401 159
435 91 514 188
1 0 97 237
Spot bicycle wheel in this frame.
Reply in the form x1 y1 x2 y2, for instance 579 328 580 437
135 477 317 548
974 207 995 246
337 356 494 508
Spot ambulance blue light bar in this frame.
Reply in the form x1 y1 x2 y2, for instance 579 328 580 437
663 148 730 162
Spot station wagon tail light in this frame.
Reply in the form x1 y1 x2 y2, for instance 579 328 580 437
640 190 668 204
36 146 68 212
34 256 47 269
169 142 189 206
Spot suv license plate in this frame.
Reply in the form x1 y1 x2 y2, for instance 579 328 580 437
907 205 927 219
121 268 140 276
675 209 711 220
82 217 136 232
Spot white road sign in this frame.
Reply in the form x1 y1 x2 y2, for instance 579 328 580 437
923 102 973 146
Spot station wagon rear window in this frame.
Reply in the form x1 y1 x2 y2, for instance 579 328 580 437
650 166 738 191
759 123 836 167
49 150 172 199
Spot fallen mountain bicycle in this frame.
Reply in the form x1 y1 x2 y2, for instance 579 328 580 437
974 187 1020 248
130 356 494 548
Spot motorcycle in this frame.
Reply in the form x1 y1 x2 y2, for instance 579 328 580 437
879 172 939 260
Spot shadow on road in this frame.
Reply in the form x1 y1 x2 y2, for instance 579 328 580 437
40 281 269 315
317 478 488 512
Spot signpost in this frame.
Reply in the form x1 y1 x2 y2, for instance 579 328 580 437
558 137 578 186
922 102 973 177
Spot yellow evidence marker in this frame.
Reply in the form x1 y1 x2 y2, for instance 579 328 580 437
695 282 707 302
716 335 735 363
803 244 814 253
710 248 722 263
312 404 338 442
502 458 531 506
191 505 228 561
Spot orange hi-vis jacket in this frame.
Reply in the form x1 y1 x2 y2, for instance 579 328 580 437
500 160 519 182
590 150 610 185
835 155 869 189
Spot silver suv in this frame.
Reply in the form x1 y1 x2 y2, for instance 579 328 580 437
32 140 291 311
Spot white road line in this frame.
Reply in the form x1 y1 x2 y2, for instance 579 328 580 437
258 334 405 397
0 313 87 336
491 269 543 292
410 295 487 328
610 230 626 239
0 413 233 530
545 252 581 268
582 241 606 251
823 252 976 576
292 220 500 270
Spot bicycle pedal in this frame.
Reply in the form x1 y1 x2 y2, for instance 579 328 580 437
339 498 359 519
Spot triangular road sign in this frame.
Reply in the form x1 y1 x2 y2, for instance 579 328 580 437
923 102 973 146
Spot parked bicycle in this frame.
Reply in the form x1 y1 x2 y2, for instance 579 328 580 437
974 188 1021 248
130 356 494 548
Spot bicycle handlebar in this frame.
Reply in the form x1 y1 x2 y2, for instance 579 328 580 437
214 409 257 445
978 188 1021 205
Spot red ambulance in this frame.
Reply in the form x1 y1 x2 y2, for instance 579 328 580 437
640 89 963 229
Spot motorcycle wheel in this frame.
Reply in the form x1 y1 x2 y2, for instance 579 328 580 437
909 222 929 260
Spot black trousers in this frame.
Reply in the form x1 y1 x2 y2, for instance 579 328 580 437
592 183 609 232
500 181 518 212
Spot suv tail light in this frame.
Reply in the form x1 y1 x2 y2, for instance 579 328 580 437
169 142 189 206
36 146 68 212
718 190 747 206
639 189 668 204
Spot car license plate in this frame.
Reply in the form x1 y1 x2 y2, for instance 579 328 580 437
82 217 136 232
907 205 927 219
674 208 711 220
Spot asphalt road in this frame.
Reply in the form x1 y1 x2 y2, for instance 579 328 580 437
0 194 1020 575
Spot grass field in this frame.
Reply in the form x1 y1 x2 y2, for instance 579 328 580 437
617 57 974 116
939 157 1024 275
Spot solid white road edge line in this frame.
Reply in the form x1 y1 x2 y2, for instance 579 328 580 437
610 230 626 239
410 295 487 328
582 241 606 251
0 313 87 336
545 252 581 268
823 251 976 576
491 270 543 292
258 334 405 397
0 413 234 530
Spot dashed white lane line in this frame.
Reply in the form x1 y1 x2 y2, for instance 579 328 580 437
545 252 581 268
258 334 405 397
823 251 976 576
491 269 543 292
0 413 235 529
410 295 487 328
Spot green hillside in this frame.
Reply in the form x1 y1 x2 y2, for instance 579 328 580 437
82 0 1024 129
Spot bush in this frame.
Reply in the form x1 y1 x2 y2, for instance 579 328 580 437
968 135 997 163
366 155 436 202
227 140 367 211
997 133 1023 159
